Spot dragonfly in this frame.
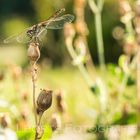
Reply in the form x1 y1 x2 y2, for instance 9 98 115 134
4 8 74 44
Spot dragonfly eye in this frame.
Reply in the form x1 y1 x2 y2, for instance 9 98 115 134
27 30 33 38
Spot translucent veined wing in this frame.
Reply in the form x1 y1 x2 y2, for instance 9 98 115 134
37 28 47 42
44 14 74 29
4 28 32 44
47 8 66 21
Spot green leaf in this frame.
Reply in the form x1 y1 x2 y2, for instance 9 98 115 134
41 124 52 140
16 128 35 140
16 125 52 140
112 113 137 125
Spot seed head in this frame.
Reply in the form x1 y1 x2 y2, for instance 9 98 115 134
37 89 52 115
64 23 75 39
0 115 9 128
50 114 61 131
135 0 140 16
56 91 65 113
27 42 40 63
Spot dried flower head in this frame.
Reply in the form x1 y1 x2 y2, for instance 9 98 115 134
0 71 4 81
56 91 65 113
64 23 75 39
36 89 52 115
50 114 61 131
123 42 136 55
27 42 40 63
74 0 86 9
135 0 140 16
0 115 9 128
11 65 22 80
119 0 131 16
75 21 89 36
21 91 28 101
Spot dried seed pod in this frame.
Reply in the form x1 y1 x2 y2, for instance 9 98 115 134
119 0 131 16
64 23 75 39
50 114 61 131
56 91 65 113
12 65 22 81
36 125 44 139
0 71 4 81
37 89 52 115
135 0 140 16
0 115 9 128
27 42 40 63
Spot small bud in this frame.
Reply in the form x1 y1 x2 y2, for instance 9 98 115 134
56 91 65 113
21 91 28 101
64 23 75 39
36 125 44 139
0 71 4 81
0 115 9 128
27 42 40 63
75 21 89 35
37 89 52 115
50 114 61 131
135 0 140 16
119 0 131 16
12 65 22 80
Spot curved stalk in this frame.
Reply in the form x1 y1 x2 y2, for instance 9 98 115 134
66 38 95 87
88 0 105 70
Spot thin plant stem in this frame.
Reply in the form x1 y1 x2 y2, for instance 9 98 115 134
136 48 140 130
88 0 98 13
88 0 105 70
35 113 43 140
98 0 104 11
119 16 135 93
95 12 105 70
66 38 95 87
31 62 37 126
30 62 38 140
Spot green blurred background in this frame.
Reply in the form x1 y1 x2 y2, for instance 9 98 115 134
0 0 122 66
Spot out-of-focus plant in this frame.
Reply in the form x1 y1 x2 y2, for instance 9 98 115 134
134 0 140 131
0 114 18 140
64 0 95 91
64 1 108 139
88 0 105 70
64 0 108 111
28 42 53 139
118 0 136 94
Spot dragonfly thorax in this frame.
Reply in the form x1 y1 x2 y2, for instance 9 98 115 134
26 25 40 39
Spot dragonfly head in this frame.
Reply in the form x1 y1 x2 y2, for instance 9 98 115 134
27 29 34 39
26 25 37 39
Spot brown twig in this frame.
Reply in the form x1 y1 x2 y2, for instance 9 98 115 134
31 62 38 126
27 42 40 140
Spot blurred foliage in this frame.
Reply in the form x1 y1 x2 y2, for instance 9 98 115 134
17 124 52 140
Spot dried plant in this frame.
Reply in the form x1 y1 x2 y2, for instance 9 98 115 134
25 8 74 140
64 0 107 114
118 0 136 94
27 41 53 139
134 0 140 130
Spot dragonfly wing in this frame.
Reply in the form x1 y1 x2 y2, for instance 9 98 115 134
37 28 47 41
4 28 31 44
45 14 74 29
16 30 31 43
4 34 20 43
